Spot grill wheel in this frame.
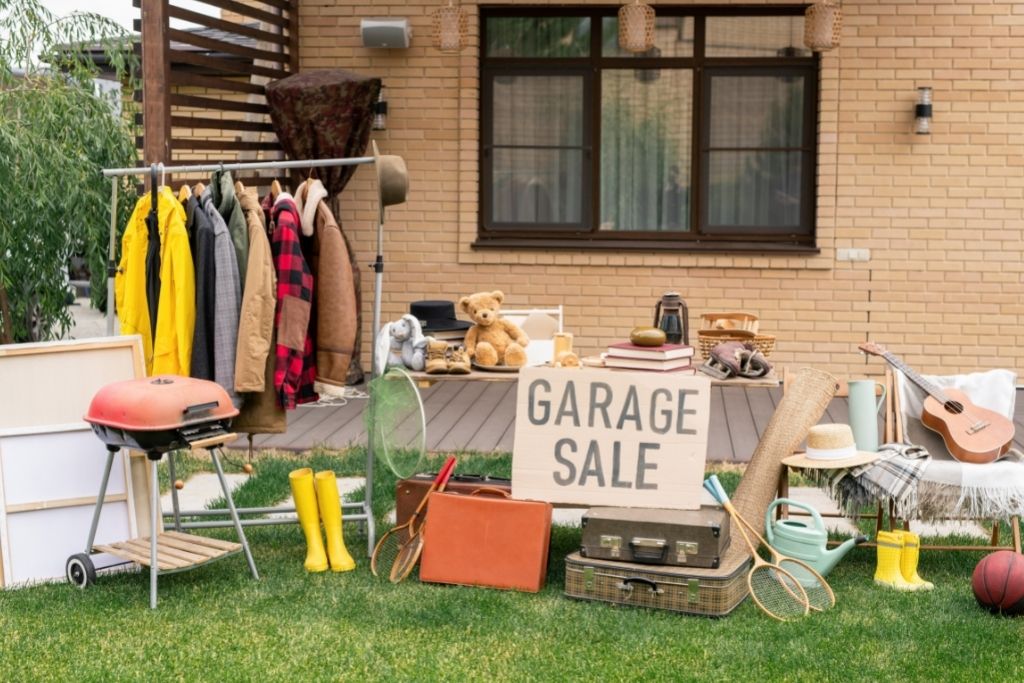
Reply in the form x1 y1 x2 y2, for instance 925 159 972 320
66 553 96 589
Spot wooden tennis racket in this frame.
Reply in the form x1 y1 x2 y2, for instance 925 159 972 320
388 458 461 583
704 476 810 621
725 500 836 612
371 456 456 578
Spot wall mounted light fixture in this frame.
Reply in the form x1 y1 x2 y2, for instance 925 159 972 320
618 0 656 53
432 0 467 53
804 1 842 52
915 86 932 135
373 87 388 131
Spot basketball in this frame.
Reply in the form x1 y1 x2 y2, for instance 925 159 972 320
972 551 1024 615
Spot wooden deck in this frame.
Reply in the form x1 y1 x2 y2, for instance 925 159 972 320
238 384 1024 463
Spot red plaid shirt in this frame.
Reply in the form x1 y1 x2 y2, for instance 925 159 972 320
269 195 318 408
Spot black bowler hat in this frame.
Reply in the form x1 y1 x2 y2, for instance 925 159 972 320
410 300 472 333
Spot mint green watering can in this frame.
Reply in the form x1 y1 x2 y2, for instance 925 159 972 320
764 499 868 577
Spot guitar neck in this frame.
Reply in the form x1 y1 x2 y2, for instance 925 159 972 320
879 352 948 403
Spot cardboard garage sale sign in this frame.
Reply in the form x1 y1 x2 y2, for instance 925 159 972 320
512 367 711 510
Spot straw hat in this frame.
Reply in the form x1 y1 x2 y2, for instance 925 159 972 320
372 140 409 224
781 424 880 469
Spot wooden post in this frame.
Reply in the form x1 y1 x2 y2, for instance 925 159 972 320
288 0 300 74
141 0 171 166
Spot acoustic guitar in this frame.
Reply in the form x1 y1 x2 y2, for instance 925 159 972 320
859 342 1015 464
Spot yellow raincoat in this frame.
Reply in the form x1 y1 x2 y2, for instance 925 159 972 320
115 187 196 376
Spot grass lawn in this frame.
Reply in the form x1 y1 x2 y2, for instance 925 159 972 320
2 448 1023 682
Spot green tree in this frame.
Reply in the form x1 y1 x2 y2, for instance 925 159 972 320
0 0 137 343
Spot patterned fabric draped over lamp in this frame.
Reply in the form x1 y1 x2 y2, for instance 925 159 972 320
804 1 842 52
618 0 655 53
265 69 381 198
433 0 468 53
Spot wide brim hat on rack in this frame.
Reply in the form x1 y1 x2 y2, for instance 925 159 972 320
372 140 409 224
410 300 472 333
781 423 880 469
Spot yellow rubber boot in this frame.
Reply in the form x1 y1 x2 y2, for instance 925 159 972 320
289 468 328 572
895 530 934 591
874 530 918 591
314 470 356 572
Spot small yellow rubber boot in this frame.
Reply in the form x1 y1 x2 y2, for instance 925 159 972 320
314 470 356 572
289 468 328 572
874 530 918 591
895 530 934 591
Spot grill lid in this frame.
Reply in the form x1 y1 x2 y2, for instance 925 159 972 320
84 375 238 431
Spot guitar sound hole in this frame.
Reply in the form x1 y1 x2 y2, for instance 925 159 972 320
943 400 964 415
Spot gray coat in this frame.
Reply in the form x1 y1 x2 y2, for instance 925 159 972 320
211 169 249 292
200 189 241 408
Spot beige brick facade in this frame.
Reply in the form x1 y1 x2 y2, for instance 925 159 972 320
296 0 1024 378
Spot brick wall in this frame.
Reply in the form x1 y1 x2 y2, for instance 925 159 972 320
297 0 1024 379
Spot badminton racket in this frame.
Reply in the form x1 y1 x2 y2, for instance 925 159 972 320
371 456 455 578
704 476 810 621
722 494 836 613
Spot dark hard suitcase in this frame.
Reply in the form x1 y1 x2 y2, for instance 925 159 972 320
580 506 730 568
564 551 750 617
395 473 511 528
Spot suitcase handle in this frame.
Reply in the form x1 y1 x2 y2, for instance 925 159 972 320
629 537 668 562
618 577 664 595
469 487 511 498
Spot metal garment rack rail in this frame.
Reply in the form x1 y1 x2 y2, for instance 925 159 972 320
101 157 385 554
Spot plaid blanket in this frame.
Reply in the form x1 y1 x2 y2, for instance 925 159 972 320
813 443 931 519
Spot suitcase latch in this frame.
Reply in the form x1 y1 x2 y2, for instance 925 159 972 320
583 566 595 591
675 541 699 563
687 578 700 603
600 535 622 558
630 537 667 562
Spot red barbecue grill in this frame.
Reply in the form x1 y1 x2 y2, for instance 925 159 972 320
69 375 259 608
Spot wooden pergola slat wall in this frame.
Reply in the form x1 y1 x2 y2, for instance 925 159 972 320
135 0 298 186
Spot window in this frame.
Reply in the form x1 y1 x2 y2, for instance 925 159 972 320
479 8 818 251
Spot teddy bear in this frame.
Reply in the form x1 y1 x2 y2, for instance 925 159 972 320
373 314 429 375
459 290 529 368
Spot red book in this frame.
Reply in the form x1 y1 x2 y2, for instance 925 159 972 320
602 356 695 372
606 341 695 361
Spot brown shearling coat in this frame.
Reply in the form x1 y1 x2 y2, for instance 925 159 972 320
297 180 358 387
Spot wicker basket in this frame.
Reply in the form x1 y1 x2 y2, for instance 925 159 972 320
698 332 776 359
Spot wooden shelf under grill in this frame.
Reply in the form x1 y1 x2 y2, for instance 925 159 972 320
94 530 241 572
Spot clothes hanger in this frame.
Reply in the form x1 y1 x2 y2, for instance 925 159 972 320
270 179 282 201
178 184 192 202
194 181 206 196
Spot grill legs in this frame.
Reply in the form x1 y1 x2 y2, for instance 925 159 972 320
211 448 259 581
150 457 160 609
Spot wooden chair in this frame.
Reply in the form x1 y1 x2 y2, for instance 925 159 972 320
888 367 1021 552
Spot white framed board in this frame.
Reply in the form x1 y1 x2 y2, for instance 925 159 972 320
0 336 150 587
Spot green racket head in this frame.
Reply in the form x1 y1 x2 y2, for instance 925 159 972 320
365 367 426 479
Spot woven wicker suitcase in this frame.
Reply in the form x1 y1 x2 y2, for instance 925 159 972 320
564 551 750 617
580 506 730 568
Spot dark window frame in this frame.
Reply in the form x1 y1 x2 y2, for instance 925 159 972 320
476 5 820 253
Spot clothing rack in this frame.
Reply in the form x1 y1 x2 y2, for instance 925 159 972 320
101 156 385 554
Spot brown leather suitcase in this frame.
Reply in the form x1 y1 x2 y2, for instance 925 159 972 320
564 551 750 617
580 506 730 569
420 489 552 592
395 473 511 528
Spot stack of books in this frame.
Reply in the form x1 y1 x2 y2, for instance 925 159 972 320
603 342 696 373
429 329 468 344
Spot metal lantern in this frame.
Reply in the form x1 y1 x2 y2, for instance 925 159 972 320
618 0 655 53
432 0 468 53
804 1 842 52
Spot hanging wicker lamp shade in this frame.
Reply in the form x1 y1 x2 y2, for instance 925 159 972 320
804 1 842 52
618 0 656 53
432 0 468 53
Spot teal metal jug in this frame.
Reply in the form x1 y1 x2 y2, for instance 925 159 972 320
764 499 867 577
847 379 886 453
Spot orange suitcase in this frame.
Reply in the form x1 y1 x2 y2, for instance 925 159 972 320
420 489 552 593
